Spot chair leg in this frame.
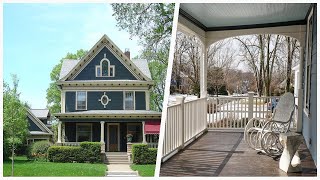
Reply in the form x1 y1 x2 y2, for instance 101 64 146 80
261 132 283 157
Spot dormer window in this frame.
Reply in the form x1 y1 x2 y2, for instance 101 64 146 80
96 53 115 77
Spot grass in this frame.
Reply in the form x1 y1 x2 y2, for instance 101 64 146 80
130 164 155 177
3 156 107 176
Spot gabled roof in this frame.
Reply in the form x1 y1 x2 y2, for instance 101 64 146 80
27 109 53 135
59 34 152 82
30 109 50 119
59 59 152 80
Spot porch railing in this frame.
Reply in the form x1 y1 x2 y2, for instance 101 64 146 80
162 97 207 162
207 94 297 130
61 142 80 146
147 142 158 148
162 93 298 162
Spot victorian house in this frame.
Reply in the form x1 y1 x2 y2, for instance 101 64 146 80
54 35 161 162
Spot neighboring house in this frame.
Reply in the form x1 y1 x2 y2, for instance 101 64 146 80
26 109 53 145
54 35 161 157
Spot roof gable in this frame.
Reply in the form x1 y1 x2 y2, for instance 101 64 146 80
27 109 53 135
30 109 50 119
59 35 152 82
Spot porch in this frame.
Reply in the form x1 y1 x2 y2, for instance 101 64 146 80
160 131 316 176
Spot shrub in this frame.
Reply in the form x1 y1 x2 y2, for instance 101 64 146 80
48 146 81 163
132 144 157 164
48 142 101 163
27 141 52 161
80 142 101 163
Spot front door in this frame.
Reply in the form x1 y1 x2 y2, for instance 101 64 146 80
108 123 120 152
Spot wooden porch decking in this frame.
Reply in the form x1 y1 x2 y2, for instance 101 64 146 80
160 131 316 176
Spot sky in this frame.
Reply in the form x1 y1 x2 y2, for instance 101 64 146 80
4 3 142 109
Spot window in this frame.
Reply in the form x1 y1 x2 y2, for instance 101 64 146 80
76 91 87 110
76 124 92 142
127 123 142 142
124 91 134 110
304 9 313 115
95 54 115 77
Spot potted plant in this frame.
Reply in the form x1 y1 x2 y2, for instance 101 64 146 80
126 134 133 142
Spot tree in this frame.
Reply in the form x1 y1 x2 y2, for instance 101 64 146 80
3 74 28 176
112 3 175 111
46 49 87 114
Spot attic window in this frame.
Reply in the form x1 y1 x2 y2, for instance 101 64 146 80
96 54 115 77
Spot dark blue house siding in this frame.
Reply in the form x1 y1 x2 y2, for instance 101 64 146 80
135 92 146 110
73 47 137 80
65 92 76 112
27 116 42 131
65 91 147 112
87 92 123 110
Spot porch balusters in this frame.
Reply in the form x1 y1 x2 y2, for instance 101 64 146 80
100 121 105 153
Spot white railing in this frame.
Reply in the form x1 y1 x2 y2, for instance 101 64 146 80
207 93 297 130
162 97 207 162
61 142 80 146
147 142 158 148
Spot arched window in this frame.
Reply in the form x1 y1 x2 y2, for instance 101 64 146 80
95 54 115 77
102 60 109 76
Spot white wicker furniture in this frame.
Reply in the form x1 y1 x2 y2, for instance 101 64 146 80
244 92 295 156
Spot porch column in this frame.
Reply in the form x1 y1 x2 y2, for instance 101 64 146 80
62 122 65 142
100 121 105 153
57 121 62 143
200 43 208 98
296 42 305 133
142 121 147 143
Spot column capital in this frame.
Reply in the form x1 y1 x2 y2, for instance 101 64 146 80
100 121 105 125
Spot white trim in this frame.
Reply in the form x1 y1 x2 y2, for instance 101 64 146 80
98 92 112 108
69 43 147 81
61 90 66 113
123 91 135 110
303 7 313 116
76 123 92 142
62 86 149 91
27 109 53 134
145 90 150 110
107 123 120 151
95 56 116 78
75 91 87 110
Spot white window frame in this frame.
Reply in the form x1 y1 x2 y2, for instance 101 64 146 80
123 91 135 110
76 123 92 142
75 91 87 110
95 57 115 77
304 8 313 116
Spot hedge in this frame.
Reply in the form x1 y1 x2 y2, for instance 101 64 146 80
132 144 157 164
48 142 101 163
27 141 52 161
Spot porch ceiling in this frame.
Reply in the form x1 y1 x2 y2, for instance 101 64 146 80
180 3 311 31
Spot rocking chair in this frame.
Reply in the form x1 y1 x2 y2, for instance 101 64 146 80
244 92 295 156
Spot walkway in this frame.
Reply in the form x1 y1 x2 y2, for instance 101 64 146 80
160 131 316 176
106 164 139 177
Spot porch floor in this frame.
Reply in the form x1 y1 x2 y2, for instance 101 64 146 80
160 131 316 176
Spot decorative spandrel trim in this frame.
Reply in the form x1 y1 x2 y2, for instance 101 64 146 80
99 92 111 108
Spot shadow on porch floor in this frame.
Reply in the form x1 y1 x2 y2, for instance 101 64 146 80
160 131 316 176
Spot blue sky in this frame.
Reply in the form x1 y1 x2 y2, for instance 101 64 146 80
4 3 142 109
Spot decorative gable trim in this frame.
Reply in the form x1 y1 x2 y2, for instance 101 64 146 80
60 35 152 82
27 109 53 135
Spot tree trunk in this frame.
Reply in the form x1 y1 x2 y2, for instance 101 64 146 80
286 37 294 92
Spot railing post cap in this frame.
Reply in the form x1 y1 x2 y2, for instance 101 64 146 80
176 96 186 103
248 91 255 94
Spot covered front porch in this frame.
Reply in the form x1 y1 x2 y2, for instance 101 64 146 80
160 3 317 176
55 110 161 154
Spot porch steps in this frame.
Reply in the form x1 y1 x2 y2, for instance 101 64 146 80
105 153 129 164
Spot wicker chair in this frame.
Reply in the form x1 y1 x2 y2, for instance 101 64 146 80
244 92 295 156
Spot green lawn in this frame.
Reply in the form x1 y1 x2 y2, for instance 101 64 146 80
130 164 155 177
3 156 107 176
